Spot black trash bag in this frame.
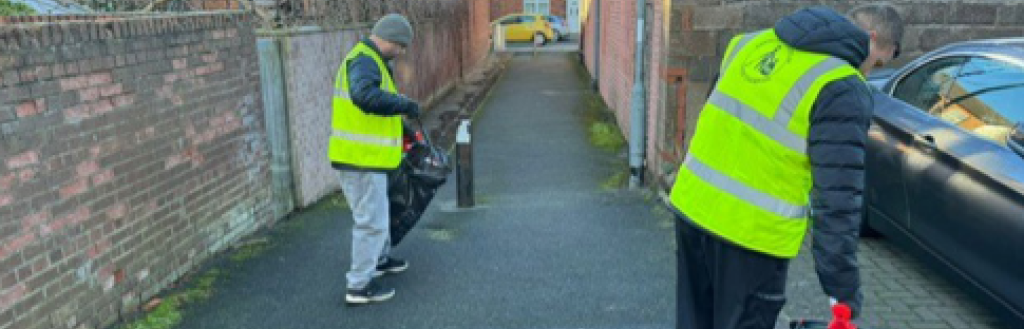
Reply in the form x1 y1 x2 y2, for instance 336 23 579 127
387 140 451 246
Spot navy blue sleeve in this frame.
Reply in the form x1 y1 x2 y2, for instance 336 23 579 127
808 75 873 317
346 55 417 116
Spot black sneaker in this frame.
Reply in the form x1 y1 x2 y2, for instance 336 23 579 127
345 280 395 305
374 257 409 277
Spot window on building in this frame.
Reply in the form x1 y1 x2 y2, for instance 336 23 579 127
524 0 550 15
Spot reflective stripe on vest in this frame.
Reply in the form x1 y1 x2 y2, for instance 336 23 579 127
706 56 849 155
669 29 862 258
683 156 809 219
328 42 403 170
331 130 402 148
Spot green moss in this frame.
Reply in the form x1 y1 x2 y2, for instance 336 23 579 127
601 171 629 191
121 269 221 329
124 301 182 329
590 122 626 153
0 0 35 16
230 239 272 263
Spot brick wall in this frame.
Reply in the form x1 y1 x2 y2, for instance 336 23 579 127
491 0 568 20
579 0 667 179
275 2 492 207
0 12 273 329
582 0 1024 189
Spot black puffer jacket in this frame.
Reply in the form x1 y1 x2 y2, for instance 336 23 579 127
347 38 419 117
775 6 872 316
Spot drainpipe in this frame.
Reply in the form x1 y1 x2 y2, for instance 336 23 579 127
591 0 601 90
628 0 647 189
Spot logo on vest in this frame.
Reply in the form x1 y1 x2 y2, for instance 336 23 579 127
758 48 779 75
742 44 790 83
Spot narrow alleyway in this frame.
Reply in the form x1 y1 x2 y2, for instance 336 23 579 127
167 52 1012 329
174 53 676 329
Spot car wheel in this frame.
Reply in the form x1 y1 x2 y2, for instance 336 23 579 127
534 32 547 46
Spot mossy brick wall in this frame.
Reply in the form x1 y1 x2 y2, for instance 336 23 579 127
0 12 273 329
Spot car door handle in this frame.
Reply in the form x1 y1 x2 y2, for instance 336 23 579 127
915 134 936 145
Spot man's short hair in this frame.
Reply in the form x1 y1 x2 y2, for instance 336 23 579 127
847 3 904 48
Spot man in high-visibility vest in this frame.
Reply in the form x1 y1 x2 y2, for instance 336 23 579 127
669 4 903 328
331 14 420 305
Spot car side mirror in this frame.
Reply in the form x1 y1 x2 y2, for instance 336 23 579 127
1009 123 1024 159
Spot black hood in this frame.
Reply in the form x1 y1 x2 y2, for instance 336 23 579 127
774 6 870 68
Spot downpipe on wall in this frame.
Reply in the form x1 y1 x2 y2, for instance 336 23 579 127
591 0 601 90
628 0 647 189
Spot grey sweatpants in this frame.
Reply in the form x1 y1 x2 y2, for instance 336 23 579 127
339 170 391 290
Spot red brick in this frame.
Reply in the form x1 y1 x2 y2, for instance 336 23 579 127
43 206 91 237
79 87 101 102
92 170 114 186
91 99 114 115
196 66 211 76
64 104 93 122
59 179 88 199
0 173 15 189
19 68 37 83
172 59 187 70
113 94 134 108
59 76 87 91
0 233 36 260
6 151 39 169
165 154 187 169
87 73 112 86
106 203 127 220
0 284 26 310
68 207 90 225
30 257 46 273
87 239 110 260
40 217 68 237
21 211 50 231
18 168 35 182
15 100 40 118
100 84 122 97
76 161 99 177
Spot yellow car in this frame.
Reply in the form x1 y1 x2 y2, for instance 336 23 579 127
492 14 557 45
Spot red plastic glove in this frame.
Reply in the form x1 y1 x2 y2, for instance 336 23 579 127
828 303 857 329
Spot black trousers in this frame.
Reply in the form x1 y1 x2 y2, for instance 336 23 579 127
676 215 791 329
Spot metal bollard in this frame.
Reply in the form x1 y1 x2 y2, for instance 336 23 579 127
493 24 507 52
456 119 474 208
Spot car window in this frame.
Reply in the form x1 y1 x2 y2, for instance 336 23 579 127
520 16 536 23
933 57 1024 146
893 56 968 112
500 16 520 25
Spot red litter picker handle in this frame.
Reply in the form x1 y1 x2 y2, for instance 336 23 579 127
828 303 857 329
790 303 874 329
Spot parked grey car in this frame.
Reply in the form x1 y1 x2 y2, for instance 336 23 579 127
866 38 1024 327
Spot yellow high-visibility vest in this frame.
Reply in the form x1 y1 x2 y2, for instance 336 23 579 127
669 29 862 258
328 42 403 170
